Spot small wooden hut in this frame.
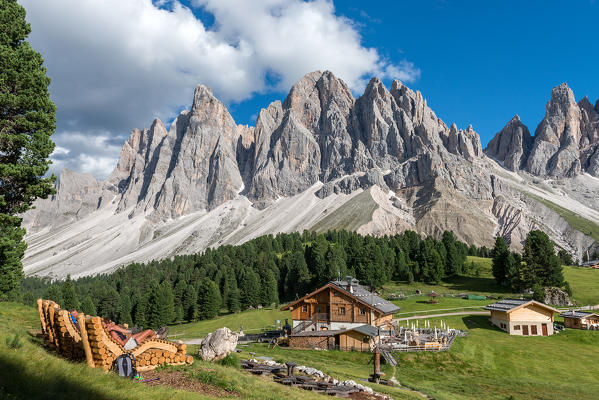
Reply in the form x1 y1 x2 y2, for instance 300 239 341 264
559 310 599 330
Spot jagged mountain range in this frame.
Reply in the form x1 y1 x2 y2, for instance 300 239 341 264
22 71 599 278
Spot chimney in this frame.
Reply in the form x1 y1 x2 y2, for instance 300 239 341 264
346 276 353 293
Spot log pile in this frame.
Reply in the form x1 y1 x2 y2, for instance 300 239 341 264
37 299 194 372
37 299 85 360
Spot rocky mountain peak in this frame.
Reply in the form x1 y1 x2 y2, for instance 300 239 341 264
526 83 583 177
485 114 532 171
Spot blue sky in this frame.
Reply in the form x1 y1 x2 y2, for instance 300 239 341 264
20 0 599 178
224 0 599 144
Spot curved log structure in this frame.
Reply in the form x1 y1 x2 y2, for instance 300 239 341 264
37 299 193 372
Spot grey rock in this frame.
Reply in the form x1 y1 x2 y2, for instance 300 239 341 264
485 115 533 170
527 83 582 177
199 327 238 361
22 169 104 232
544 287 571 307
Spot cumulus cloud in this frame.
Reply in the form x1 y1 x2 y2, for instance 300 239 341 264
19 0 419 179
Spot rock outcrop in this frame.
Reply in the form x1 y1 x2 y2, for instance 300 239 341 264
21 72 599 278
544 287 572 307
487 83 599 178
199 327 238 362
485 115 533 171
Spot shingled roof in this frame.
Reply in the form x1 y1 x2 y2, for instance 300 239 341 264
281 277 400 315
329 279 401 315
485 299 559 314
559 310 599 319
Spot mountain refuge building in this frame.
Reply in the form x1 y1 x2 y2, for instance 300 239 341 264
559 310 599 330
484 299 559 336
281 277 400 350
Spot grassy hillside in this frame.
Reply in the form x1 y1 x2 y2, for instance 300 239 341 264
170 308 288 340
0 303 346 400
239 314 599 400
310 189 378 232
525 192 599 243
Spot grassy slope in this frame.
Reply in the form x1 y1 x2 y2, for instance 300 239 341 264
525 192 599 243
310 190 378 233
395 314 599 400
562 266 599 305
236 314 599 400
0 303 337 400
170 308 288 340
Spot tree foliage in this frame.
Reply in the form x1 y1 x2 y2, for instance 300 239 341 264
22 229 483 325
0 0 56 299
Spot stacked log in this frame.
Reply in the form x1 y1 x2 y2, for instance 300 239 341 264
84 316 124 371
37 298 194 373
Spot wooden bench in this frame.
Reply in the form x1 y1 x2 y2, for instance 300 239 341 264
37 298 194 372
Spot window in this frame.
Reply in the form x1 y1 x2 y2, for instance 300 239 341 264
302 305 308 312
360 308 366 315
514 325 520 330
333 292 338 297
531 325 538 335
339 307 346 315
500 323 506 329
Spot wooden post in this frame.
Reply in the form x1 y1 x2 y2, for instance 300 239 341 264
47 303 56 346
37 299 47 335
78 313 95 368
373 347 381 384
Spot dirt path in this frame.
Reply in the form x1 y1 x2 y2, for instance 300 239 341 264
394 310 490 322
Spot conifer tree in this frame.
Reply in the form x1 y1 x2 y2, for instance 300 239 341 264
240 269 260 309
227 286 241 313
80 295 96 316
147 281 175 329
117 293 133 326
60 275 79 310
197 278 221 320
491 237 510 285
0 0 57 300
132 293 149 327
522 230 564 288
97 286 119 321
44 285 63 306
181 284 198 321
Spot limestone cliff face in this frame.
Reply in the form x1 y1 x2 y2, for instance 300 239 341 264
22 72 599 276
487 83 599 178
23 169 104 231
485 115 533 171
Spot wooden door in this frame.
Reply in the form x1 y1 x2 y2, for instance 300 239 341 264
522 325 529 336
542 323 548 336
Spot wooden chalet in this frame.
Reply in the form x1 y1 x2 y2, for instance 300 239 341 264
559 310 599 330
281 277 399 350
485 299 559 336
581 260 599 269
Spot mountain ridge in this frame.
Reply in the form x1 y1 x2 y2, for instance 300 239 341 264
22 71 599 278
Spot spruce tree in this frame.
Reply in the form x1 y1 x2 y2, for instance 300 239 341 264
227 286 241 313
442 231 459 275
44 285 63 306
491 237 510 285
147 281 175 329
80 295 96 316
181 284 198 321
0 0 57 300
522 230 564 288
197 278 221 320
60 275 79 310
132 293 149 327
117 293 133 326
97 286 119 321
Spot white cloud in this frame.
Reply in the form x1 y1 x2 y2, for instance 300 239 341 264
19 0 419 179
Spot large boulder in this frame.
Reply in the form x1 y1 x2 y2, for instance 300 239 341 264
544 287 571 307
198 327 238 361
